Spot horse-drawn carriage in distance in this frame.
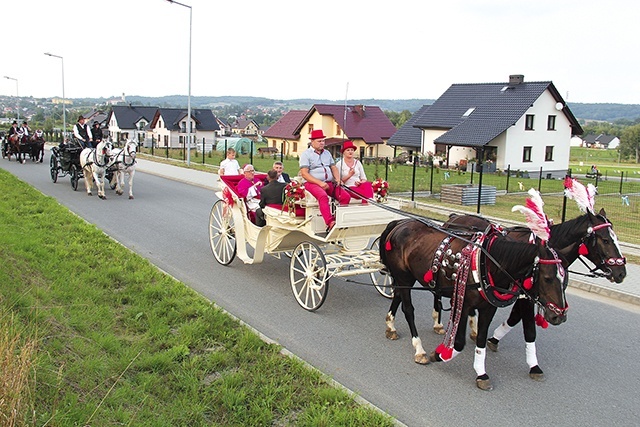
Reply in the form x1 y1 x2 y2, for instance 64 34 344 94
209 174 403 311
2 129 45 163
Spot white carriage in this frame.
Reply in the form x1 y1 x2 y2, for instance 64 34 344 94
208 174 403 311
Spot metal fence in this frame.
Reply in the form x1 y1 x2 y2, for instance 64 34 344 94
379 157 640 245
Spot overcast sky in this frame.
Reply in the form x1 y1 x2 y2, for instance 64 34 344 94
2 0 639 104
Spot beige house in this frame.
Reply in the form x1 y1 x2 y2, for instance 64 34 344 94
264 104 397 159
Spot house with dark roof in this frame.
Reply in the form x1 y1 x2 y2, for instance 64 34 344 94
107 105 159 144
394 75 582 176
231 118 260 136
582 133 620 150
263 110 308 155
264 104 397 159
149 108 219 150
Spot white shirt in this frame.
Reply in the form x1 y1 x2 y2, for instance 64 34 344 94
220 158 241 175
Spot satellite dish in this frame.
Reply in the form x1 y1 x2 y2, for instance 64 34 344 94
555 102 564 111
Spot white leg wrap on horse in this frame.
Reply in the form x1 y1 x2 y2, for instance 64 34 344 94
473 346 487 376
492 322 512 340
525 342 538 368
412 337 426 356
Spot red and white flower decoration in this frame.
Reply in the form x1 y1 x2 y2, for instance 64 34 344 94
283 180 306 212
372 178 389 203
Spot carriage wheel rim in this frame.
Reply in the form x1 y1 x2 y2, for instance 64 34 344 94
290 241 328 311
209 200 236 265
369 237 394 298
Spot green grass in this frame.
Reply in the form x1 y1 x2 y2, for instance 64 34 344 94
0 169 395 427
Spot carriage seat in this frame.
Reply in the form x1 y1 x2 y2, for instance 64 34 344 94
220 173 268 224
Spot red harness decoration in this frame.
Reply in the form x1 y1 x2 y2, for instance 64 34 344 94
435 240 475 362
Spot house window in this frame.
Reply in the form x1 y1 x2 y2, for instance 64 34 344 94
180 122 186 133
164 135 168 146
525 115 534 130
545 146 554 161
523 146 532 162
308 124 314 134
293 141 298 152
336 124 341 135
547 115 556 131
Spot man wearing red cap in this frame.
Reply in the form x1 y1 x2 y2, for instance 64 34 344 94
299 129 349 231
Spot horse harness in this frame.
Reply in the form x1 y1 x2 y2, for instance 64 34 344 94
578 218 626 269
419 224 564 309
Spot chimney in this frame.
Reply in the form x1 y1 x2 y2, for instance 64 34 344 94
508 74 524 86
353 104 366 117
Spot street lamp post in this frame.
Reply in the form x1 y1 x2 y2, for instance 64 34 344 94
3 76 19 123
166 0 192 166
44 52 66 141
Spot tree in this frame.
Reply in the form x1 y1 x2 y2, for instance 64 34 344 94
620 124 640 163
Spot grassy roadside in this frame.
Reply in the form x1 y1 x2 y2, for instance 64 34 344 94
0 169 395 427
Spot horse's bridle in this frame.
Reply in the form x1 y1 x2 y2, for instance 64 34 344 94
577 217 626 277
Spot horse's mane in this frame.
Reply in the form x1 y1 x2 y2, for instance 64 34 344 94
549 214 590 248
488 237 538 273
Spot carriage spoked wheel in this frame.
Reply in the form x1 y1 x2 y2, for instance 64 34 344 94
290 241 329 311
50 155 59 183
70 164 80 191
369 237 394 299
209 200 237 265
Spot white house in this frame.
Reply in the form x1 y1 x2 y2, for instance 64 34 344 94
149 108 219 150
388 75 583 177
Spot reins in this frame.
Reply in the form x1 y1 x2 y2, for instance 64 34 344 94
340 184 530 286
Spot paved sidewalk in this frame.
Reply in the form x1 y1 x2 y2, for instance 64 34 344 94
136 157 640 306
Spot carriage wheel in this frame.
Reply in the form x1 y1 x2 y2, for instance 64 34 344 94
370 237 394 299
209 200 237 265
70 164 79 191
50 155 59 183
290 241 328 311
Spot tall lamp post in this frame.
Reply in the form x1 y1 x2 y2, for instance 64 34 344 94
3 76 19 123
166 0 192 166
44 52 66 141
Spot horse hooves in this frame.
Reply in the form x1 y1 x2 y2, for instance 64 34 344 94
529 366 545 382
476 375 493 391
433 326 445 335
129 195 134 200
428 351 442 363
414 353 430 365
99 195 107 200
385 329 398 340
87 193 93 196
487 338 499 352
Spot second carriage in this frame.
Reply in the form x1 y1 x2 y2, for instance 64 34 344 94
50 140 85 190
208 174 403 311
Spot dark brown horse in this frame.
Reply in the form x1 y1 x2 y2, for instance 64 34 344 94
380 218 567 390
7 131 28 163
444 208 626 378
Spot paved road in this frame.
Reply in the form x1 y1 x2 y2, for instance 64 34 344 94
2 153 640 426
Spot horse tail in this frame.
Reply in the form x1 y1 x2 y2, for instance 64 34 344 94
379 219 402 267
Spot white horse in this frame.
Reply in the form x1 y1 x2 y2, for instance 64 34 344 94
109 140 137 199
79 140 113 199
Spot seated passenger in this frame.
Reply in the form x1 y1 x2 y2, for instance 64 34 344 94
299 130 350 232
236 164 263 222
256 169 286 226
336 140 373 202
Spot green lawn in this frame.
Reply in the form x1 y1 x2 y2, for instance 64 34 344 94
0 169 395 427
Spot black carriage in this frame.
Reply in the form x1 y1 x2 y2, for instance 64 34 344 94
50 140 84 190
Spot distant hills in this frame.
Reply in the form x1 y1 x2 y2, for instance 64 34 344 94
122 95 640 123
